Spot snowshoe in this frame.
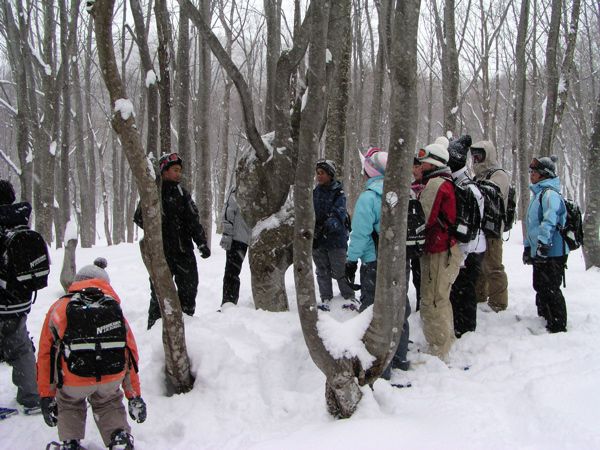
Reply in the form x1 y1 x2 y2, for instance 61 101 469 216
317 299 331 312
22 404 42 415
342 298 361 311
109 430 134 450
46 440 83 450
0 407 18 420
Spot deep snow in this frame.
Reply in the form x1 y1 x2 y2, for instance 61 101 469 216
1 228 600 449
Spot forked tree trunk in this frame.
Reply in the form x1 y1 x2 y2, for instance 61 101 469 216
292 0 362 418
89 0 193 393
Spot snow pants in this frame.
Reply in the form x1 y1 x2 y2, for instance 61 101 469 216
420 245 462 360
450 252 484 337
533 255 568 333
149 250 198 327
475 237 508 311
222 240 248 305
0 315 39 407
56 380 130 446
313 246 355 301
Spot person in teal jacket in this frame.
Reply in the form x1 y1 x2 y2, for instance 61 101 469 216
345 148 386 312
523 155 569 333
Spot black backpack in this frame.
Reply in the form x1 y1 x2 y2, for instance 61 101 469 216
476 180 505 238
539 188 584 251
450 180 481 243
406 198 426 258
484 169 516 232
59 288 128 382
0 225 50 293
504 185 517 231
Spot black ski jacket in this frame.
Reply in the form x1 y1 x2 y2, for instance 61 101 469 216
134 181 207 258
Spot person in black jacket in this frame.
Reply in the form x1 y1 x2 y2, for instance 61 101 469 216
312 159 356 311
0 180 41 414
134 153 211 329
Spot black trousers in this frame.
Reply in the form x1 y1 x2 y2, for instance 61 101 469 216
148 251 199 327
222 240 248 305
450 252 484 338
410 256 421 311
533 255 568 333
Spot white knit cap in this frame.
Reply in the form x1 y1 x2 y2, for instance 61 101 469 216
418 136 449 168
74 257 110 282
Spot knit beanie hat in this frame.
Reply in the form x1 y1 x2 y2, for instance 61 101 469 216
448 135 472 172
530 155 558 178
74 257 110 282
0 180 16 205
159 152 183 173
363 147 388 178
315 159 336 178
417 137 449 168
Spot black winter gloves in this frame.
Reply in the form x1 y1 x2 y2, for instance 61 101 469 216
40 397 58 427
522 247 533 265
128 397 147 423
345 261 358 286
198 243 211 259
536 241 551 260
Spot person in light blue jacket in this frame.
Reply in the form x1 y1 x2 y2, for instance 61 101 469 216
523 155 569 333
345 148 386 312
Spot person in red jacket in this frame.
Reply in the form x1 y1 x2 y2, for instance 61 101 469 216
37 259 146 450
416 137 462 361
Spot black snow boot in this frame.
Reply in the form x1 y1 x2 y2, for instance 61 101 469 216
109 430 134 450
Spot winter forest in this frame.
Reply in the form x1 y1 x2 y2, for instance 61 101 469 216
1 0 600 440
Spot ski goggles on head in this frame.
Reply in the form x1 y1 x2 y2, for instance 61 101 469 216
416 147 446 165
470 147 486 164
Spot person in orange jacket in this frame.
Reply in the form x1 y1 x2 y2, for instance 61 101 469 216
37 258 146 450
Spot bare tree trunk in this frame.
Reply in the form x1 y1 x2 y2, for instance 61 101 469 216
514 0 529 225
292 0 362 419
130 0 159 157
583 92 600 269
71 8 95 248
264 0 281 131
84 19 97 245
363 0 420 383
539 0 562 155
176 6 192 191
324 0 352 178
1 1 33 201
60 238 78 291
57 0 74 248
194 0 213 246
552 0 581 131
215 0 236 230
156 0 173 155
433 0 459 134
89 0 193 393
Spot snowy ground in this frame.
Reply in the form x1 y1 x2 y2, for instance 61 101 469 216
2 227 600 449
